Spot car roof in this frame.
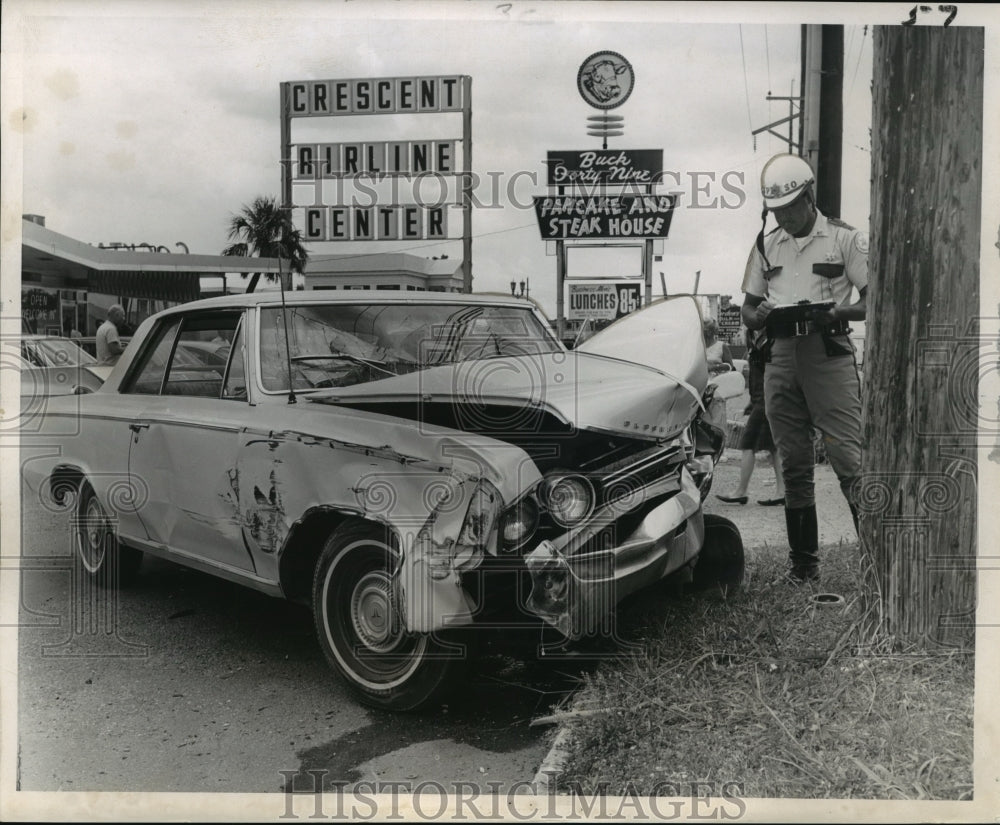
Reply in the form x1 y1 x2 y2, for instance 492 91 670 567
155 290 537 315
22 334 89 347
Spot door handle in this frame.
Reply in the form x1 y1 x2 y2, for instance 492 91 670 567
129 422 150 433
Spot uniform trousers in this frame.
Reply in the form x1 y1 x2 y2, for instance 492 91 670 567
763 332 862 509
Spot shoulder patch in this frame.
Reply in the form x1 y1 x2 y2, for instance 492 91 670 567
853 232 869 254
827 217 856 231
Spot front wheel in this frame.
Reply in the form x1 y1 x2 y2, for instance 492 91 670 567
312 521 464 711
691 513 744 596
74 481 143 588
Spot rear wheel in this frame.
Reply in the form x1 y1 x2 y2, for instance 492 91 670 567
74 481 143 588
691 513 744 595
312 521 464 711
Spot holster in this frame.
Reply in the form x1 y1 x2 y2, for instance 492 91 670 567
821 332 853 358
759 336 775 364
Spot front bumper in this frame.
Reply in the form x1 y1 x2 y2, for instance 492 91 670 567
523 466 705 639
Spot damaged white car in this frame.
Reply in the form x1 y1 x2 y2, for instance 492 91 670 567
23 292 743 710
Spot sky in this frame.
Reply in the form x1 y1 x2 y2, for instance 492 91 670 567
9 1 878 316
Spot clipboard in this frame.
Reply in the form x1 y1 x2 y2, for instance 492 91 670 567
765 301 836 327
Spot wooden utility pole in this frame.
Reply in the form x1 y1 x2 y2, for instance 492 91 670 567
817 25 843 217
800 24 843 217
861 25 982 651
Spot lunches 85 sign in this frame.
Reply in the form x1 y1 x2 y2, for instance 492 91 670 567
568 283 641 321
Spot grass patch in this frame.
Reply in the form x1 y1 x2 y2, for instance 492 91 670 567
554 539 974 800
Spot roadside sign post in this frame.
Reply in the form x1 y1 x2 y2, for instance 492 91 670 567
537 52 679 342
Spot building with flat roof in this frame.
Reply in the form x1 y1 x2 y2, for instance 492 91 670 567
19 216 463 336
20 216 283 335
303 252 463 293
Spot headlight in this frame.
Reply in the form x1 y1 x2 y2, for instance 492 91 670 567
499 497 539 551
541 473 595 528
457 482 501 548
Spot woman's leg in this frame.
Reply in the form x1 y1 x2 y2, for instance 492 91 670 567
770 449 785 497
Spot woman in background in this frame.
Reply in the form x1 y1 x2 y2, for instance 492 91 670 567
702 319 735 375
717 329 785 506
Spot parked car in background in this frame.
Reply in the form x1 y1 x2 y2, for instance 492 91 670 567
75 336 132 360
15 335 111 399
20 335 97 370
24 292 742 710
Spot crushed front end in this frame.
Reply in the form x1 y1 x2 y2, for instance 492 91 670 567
469 413 724 640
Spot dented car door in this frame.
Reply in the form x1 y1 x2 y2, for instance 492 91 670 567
125 311 256 572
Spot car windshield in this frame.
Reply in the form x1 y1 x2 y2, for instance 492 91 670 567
259 303 561 391
24 337 97 367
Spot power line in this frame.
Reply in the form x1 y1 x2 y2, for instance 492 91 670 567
764 25 772 92
763 25 773 154
738 25 755 150
849 24 868 96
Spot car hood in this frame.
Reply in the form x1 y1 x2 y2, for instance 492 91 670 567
309 334 707 439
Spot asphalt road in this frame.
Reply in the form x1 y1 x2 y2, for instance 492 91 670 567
15 475 582 795
14 397 856 797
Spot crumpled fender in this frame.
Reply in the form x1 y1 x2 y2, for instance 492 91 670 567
397 435 542 634
235 420 541 633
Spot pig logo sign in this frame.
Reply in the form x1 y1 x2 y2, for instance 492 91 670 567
577 51 635 110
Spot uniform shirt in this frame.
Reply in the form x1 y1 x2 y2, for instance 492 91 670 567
741 211 869 305
95 319 121 366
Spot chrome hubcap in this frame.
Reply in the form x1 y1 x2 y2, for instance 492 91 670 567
351 571 401 652
80 497 107 572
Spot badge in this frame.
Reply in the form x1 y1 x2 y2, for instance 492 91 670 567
854 232 870 255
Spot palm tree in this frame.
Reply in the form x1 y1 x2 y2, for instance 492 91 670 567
222 195 308 292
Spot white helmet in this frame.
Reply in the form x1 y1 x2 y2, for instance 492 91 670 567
760 154 815 210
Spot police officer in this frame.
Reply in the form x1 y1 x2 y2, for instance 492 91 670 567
740 154 867 582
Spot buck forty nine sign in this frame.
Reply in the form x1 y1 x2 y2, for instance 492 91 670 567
546 150 663 186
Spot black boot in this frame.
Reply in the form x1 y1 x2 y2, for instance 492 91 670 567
784 505 819 582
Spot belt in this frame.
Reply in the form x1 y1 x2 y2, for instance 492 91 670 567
769 319 850 338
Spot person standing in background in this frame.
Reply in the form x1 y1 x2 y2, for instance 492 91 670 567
96 304 126 366
702 319 735 375
63 317 82 339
